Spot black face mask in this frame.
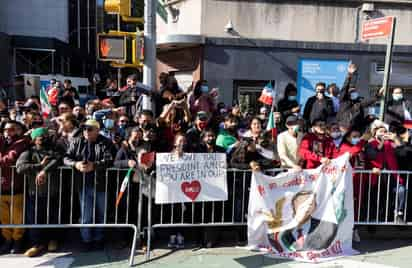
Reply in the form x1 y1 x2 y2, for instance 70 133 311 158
206 139 215 146
141 122 150 130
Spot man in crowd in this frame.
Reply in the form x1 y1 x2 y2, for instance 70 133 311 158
64 119 116 251
0 121 30 254
277 115 302 169
303 82 334 125
16 128 63 257
299 119 334 169
186 111 210 152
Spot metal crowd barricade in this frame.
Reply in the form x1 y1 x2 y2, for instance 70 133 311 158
144 168 412 260
0 166 143 266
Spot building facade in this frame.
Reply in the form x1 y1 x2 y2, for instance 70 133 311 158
157 0 412 112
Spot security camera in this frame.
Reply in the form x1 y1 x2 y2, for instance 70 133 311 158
225 20 234 33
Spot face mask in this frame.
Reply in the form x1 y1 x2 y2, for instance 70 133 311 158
288 96 297 101
119 123 127 128
75 114 84 121
393 94 403 101
351 137 361 145
316 91 324 98
201 85 209 93
330 131 342 139
103 119 114 129
206 139 215 145
350 92 359 100
292 125 300 133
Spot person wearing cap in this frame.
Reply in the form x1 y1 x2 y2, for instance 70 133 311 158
365 120 405 223
186 111 209 152
298 119 335 169
16 128 64 257
277 115 302 169
0 121 30 255
63 119 116 251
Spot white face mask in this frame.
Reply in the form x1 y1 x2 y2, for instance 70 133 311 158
330 131 342 139
350 92 359 100
393 94 403 101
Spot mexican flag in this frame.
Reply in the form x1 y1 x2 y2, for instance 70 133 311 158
40 87 52 118
258 82 275 105
115 168 133 207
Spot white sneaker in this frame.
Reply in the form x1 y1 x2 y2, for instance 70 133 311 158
168 235 176 248
176 233 184 249
353 229 361 242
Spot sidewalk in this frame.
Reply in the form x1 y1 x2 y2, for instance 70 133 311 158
2 227 412 268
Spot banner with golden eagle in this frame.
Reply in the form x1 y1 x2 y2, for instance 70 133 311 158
247 153 357 262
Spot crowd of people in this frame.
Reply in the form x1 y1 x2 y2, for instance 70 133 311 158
0 63 412 256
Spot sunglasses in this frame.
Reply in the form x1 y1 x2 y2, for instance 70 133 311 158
83 126 96 132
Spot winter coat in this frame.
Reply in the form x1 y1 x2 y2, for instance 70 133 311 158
0 136 30 194
16 145 63 196
303 96 334 125
336 75 380 129
63 135 116 192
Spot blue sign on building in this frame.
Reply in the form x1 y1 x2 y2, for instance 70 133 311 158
297 59 350 108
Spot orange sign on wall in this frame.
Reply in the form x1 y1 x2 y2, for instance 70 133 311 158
362 16 394 41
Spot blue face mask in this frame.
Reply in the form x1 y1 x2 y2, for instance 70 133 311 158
201 85 209 93
350 92 359 100
103 119 115 129
288 96 297 101
351 137 360 145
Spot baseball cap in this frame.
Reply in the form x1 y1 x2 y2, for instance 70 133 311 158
83 119 100 130
285 115 299 125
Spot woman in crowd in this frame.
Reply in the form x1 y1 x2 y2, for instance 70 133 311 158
365 120 405 223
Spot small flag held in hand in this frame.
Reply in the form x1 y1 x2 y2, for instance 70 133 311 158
115 168 133 207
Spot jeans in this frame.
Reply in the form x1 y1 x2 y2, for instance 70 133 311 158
393 185 406 213
26 195 58 244
78 187 105 243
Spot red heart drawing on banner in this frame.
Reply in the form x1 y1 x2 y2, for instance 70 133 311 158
181 180 202 201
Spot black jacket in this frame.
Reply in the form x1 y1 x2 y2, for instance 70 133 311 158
63 135 116 192
277 98 299 119
395 141 412 171
336 75 380 130
16 145 64 196
385 99 412 128
186 126 202 152
303 95 334 125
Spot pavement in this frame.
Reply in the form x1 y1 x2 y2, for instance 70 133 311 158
2 227 412 267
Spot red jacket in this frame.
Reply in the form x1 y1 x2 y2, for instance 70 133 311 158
0 136 30 194
365 139 403 186
299 133 335 169
334 139 366 167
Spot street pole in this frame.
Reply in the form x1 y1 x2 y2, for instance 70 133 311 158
117 14 122 90
379 17 396 121
142 0 157 111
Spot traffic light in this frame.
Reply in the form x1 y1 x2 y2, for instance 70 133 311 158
104 0 131 17
97 34 127 61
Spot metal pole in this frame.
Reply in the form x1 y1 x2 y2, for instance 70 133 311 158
142 0 157 111
379 17 396 121
117 14 122 89
87 0 91 54
77 0 81 49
